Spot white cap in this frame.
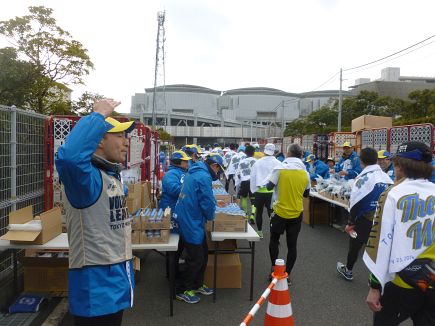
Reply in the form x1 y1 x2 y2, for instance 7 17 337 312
264 143 275 155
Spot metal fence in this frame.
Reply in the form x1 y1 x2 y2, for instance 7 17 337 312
0 105 46 279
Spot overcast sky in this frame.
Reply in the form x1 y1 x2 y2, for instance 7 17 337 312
1 0 434 113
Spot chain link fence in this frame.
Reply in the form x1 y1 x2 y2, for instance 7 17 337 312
0 105 46 280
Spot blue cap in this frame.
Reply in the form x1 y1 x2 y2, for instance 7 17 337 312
182 145 198 155
305 154 316 162
206 153 224 170
171 151 192 161
395 141 432 163
237 145 246 152
377 150 391 159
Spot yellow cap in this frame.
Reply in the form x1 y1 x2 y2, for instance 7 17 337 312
377 150 391 159
195 145 203 154
105 117 135 133
171 150 192 161
342 141 352 148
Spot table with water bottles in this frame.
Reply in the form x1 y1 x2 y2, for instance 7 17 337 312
210 180 260 302
0 232 180 317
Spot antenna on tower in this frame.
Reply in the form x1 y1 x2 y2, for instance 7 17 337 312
151 10 166 130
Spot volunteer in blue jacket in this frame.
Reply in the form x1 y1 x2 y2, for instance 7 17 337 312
173 153 224 304
159 150 191 225
377 150 395 181
305 154 330 180
335 142 362 179
159 149 167 172
56 99 135 325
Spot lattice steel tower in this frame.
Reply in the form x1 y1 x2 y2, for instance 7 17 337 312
151 11 166 129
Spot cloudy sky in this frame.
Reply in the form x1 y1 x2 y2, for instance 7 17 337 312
1 0 434 113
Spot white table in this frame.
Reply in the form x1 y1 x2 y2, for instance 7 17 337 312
0 233 180 316
309 191 349 227
211 224 260 302
309 191 349 210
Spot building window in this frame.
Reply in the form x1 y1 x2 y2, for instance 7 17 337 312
256 111 277 118
173 109 194 114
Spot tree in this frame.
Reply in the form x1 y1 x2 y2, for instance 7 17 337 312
406 89 435 119
0 47 36 107
157 128 172 141
72 92 104 116
0 6 94 113
284 91 414 136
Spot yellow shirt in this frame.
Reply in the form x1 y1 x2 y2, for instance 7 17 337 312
392 244 435 289
272 169 309 219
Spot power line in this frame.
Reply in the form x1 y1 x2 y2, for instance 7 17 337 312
312 71 340 91
343 39 435 77
343 34 435 72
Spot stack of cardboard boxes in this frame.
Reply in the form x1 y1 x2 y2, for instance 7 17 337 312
204 180 243 288
131 208 171 244
1 206 67 293
211 181 247 233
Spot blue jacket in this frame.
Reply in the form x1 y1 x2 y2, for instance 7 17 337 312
159 151 166 170
307 160 330 181
385 163 395 181
173 162 216 245
335 151 362 180
55 112 133 317
160 165 186 233
349 183 390 224
431 160 435 184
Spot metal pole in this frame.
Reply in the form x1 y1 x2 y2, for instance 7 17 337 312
140 103 144 124
11 106 17 211
152 12 165 130
250 120 253 142
281 100 285 137
338 68 343 132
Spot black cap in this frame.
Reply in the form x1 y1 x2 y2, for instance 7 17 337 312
395 141 432 163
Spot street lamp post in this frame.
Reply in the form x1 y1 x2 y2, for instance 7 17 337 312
338 68 343 132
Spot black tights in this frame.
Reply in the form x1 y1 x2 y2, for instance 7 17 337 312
269 213 302 275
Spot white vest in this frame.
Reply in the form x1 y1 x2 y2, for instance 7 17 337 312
64 170 132 268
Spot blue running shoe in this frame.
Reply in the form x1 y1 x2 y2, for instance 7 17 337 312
176 290 200 304
195 284 214 296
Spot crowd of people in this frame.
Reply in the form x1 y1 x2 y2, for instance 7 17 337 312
56 99 434 325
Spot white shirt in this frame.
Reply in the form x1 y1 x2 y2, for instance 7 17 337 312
250 155 283 194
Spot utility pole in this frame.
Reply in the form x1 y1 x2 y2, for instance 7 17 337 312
152 11 166 130
281 100 285 137
338 68 343 132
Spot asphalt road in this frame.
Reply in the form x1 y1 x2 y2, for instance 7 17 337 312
61 217 414 326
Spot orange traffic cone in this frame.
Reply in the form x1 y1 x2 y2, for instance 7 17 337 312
159 164 164 180
264 259 294 326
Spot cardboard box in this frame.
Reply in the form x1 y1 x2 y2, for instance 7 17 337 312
204 254 242 288
1 206 62 245
128 182 142 196
141 207 171 230
127 198 141 214
206 231 237 251
141 181 152 208
302 197 330 225
212 213 247 232
140 229 170 244
351 115 392 132
21 255 68 292
126 182 142 213
131 215 142 231
131 230 141 244
215 194 232 203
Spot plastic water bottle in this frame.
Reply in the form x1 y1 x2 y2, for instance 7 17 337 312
349 230 357 239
